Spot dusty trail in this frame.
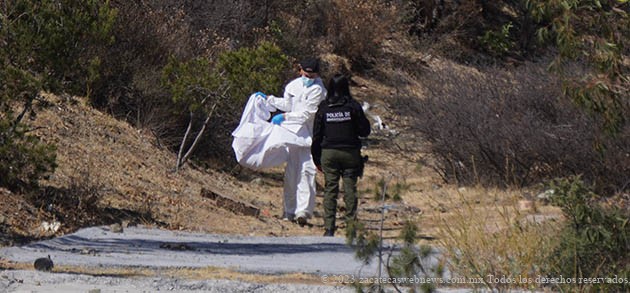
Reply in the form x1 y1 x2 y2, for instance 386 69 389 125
0 225 381 292
0 225 464 292
1 226 381 275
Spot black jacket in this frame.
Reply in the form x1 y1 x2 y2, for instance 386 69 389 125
311 96 371 166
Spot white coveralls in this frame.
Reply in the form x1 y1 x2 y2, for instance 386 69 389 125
267 77 326 219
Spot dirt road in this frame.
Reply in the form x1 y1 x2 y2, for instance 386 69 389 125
0 225 382 292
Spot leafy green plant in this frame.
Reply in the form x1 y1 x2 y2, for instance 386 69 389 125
526 0 629 134
161 42 289 170
217 41 289 101
0 121 57 192
479 22 515 57
0 0 116 191
545 175 630 292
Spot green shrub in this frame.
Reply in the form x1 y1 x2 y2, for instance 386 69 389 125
1 0 116 95
162 57 221 112
527 0 629 134
479 22 515 57
0 0 115 191
0 120 57 191
545 176 630 292
160 42 289 167
162 41 288 116
161 55 227 170
217 41 290 103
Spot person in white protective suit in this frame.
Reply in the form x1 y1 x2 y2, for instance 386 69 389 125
258 58 327 226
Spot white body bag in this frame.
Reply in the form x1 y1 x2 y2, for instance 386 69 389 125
231 94 311 170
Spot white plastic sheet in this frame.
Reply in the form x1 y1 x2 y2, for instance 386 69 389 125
231 94 311 170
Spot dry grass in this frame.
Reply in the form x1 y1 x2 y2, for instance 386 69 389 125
430 188 563 291
21 93 317 237
0 260 326 286
0 188 53 241
354 146 565 291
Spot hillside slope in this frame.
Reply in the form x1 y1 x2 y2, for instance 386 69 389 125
1 55 563 249
0 77 426 245
2 93 312 242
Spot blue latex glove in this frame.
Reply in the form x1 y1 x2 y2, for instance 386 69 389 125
254 91 267 99
271 113 285 125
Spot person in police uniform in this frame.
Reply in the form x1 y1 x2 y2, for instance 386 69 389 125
311 74 371 236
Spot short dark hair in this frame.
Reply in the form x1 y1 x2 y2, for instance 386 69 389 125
327 74 351 100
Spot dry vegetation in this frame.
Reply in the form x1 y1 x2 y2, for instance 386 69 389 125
0 260 323 285
0 58 564 244
0 75 566 288
0 10 569 283
2 1 627 290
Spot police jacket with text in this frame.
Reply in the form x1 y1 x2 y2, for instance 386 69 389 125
311 95 371 166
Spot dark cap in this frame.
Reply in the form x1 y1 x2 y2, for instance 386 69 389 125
299 58 320 73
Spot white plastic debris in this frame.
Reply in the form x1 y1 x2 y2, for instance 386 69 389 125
361 101 398 135
40 221 61 233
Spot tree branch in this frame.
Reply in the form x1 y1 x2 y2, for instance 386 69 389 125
180 102 217 167
11 96 34 133
176 111 194 172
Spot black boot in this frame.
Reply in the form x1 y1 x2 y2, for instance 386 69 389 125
323 229 335 237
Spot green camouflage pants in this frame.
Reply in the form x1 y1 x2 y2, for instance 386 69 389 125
321 148 362 231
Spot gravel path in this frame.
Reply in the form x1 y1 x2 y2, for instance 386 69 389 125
0 226 384 292
0 226 470 292
1 226 382 274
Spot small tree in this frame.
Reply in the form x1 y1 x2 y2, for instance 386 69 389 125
0 0 116 191
388 220 442 293
217 41 289 100
347 175 439 293
161 42 289 171
527 0 629 134
161 56 228 172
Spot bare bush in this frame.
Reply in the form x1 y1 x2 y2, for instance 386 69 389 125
270 0 396 68
325 0 396 66
405 0 541 64
404 0 446 35
32 169 106 230
91 1 240 155
403 61 630 193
